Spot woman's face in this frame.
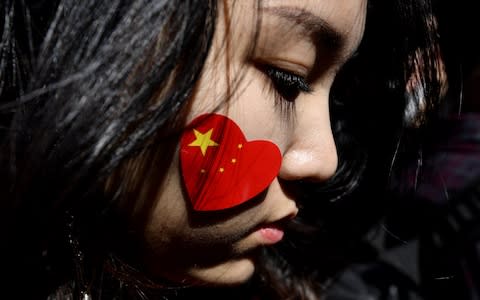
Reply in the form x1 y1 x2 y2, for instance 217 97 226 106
142 0 367 286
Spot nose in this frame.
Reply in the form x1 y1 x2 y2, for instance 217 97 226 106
278 93 338 183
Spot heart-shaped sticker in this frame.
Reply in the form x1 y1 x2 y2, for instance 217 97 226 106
180 113 282 211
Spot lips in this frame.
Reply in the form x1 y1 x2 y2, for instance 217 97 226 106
257 225 285 244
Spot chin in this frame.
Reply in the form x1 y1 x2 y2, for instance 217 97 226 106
188 256 256 286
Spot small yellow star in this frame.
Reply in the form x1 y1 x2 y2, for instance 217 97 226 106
231 158 237 163
219 167 224 173
188 128 219 156
238 144 243 149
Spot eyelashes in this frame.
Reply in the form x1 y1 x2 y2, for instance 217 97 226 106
261 64 313 114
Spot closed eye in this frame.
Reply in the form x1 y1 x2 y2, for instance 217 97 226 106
266 65 311 100
259 64 313 115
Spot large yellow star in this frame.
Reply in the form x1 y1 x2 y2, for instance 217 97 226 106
188 128 219 156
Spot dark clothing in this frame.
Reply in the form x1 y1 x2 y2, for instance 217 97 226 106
405 113 480 203
325 113 480 300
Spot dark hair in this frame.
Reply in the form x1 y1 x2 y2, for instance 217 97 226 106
0 0 443 299
1 0 216 298
432 0 480 114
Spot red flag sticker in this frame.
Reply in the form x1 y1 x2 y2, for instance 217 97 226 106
180 113 282 211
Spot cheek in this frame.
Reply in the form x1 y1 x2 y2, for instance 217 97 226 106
228 75 289 149
188 66 288 149
143 153 190 246
141 144 257 252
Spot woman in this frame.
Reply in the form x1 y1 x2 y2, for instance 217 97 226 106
0 0 441 299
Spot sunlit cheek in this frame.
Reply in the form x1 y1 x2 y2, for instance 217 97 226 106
226 72 291 147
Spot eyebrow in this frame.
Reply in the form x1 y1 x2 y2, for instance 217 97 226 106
262 6 345 53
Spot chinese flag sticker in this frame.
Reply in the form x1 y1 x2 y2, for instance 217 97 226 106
180 113 282 211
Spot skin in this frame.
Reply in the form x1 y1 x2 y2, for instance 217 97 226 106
142 0 367 286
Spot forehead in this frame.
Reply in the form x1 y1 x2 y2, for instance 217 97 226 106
233 0 367 59
261 0 367 25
